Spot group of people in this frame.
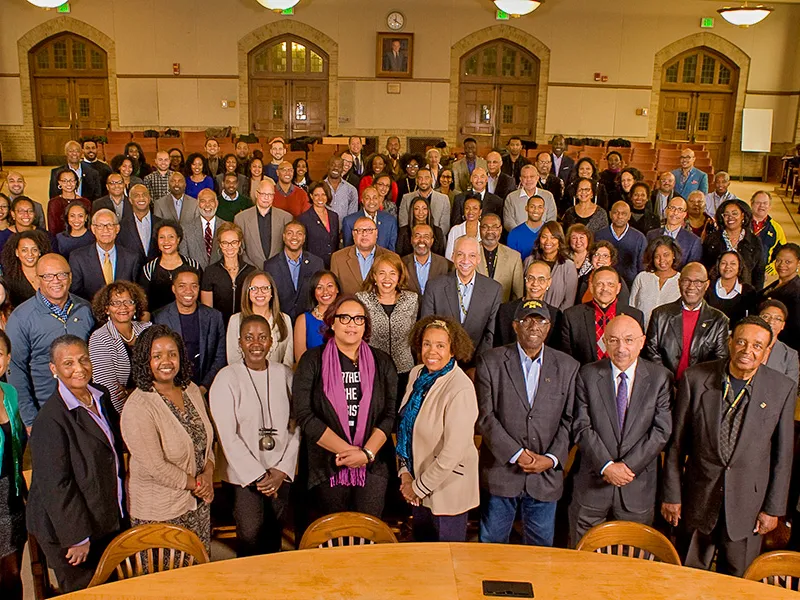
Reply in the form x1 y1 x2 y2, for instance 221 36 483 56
0 132 798 596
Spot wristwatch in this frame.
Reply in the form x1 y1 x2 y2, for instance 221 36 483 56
362 447 376 463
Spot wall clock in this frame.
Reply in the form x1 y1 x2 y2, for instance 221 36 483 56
387 11 405 30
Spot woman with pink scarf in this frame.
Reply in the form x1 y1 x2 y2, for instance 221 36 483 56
292 295 397 518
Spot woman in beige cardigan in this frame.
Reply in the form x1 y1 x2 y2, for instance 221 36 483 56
121 324 215 554
397 315 479 542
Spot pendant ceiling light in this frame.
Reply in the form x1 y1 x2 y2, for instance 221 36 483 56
27 0 68 7
256 0 300 12
717 3 773 27
493 0 542 17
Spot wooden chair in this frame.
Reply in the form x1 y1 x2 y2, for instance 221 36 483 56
298 511 398 550
744 550 800 590
87 524 209 587
575 521 682 565
630 141 653 150
681 143 706 151
656 141 679 150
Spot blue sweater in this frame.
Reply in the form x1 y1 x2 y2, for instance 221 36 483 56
507 222 541 261
594 226 647 287
7 293 94 426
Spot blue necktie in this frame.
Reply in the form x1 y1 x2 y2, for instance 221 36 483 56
616 372 628 432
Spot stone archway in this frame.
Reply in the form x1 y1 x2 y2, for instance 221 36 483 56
239 21 338 136
450 25 550 147
649 33 750 171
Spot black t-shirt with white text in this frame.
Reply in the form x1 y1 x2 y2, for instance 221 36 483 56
338 350 362 439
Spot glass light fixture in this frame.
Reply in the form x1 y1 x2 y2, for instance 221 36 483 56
717 3 773 27
493 0 542 17
27 0 68 7
256 0 300 12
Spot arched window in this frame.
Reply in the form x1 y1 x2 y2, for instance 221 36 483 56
661 48 737 91
250 36 327 79
461 40 538 83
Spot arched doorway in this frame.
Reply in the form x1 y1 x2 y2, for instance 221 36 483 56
457 40 539 152
656 47 739 170
249 35 328 142
29 33 110 165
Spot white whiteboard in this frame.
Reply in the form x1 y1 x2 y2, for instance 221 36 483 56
741 108 773 152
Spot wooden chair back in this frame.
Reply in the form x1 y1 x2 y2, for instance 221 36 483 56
575 521 681 565
299 511 398 550
87 524 209 587
744 550 800 590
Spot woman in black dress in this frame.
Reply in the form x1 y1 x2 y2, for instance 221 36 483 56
139 220 201 312
0 230 51 308
704 250 756 328
395 197 446 257
200 221 255 325
298 182 340 268
702 199 764 290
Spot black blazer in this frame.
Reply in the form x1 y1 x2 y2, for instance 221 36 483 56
643 299 729 376
702 230 765 290
495 298 561 347
117 212 163 263
450 191 504 228
49 164 102 201
572 358 673 513
551 153 575 183
92 195 133 221
629 209 661 235
26 386 124 549
82 160 112 188
395 224 446 258
663 360 795 541
152 303 227 389
298 207 340 269
491 173 517 203
401 252 452 296
291 345 398 489
560 301 644 366
476 344 578 502
264 250 325 322
758 275 800 352
69 243 142 302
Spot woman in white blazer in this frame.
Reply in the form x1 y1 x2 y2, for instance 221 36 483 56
211 314 299 556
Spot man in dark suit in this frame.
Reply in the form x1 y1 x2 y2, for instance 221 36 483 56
92 172 131 223
153 268 226 394
421 235 502 362
117 184 163 263
477 299 579 546
645 196 702 267
594 202 647 288
550 135 575 184
560 267 644 366
570 314 673 546
382 39 407 72
81 138 112 187
330 216 398 295
342 186 398 250
69 208 141 302
486 151 517 202
450 168 504 227
532 152 563 211
501 136 530 186
264 220 324 322
644 262 729 380
662 317 795 576
401 224 451 295
49 140 102 201
179 189 225 270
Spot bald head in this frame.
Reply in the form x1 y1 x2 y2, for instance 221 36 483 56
679 262 709 308
604 315 645 371
486 151 503 176
36 253 72 305
6 171 25 196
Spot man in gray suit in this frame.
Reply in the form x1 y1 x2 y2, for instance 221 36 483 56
154 172 198 224
235 178 292 268
662 316 795 577
401 224 451 295
569 314 673 547
179 188 224 269
398 167 451 236
421 235 502 363
477 299 579 546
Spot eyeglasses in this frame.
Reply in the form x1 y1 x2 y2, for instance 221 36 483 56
92 223 117 230
679 278 708 288
248 285 272 293
517 316 550 329
109 299 136 308
108 180 124 185
480 224 502 231
335 314 366 325
680 155 693 160
255 191 275 198
439 174 453 179
666 206 686 213
524 275 550 284
759 313 785 323
15 208 34 215
353 228 377 235
219 240 241 248
606 335 644 346
39 272 70 281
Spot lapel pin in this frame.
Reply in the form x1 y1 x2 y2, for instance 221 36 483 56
760 402 767 409
701 323 707 328
303 259 309 264
545 378 551 383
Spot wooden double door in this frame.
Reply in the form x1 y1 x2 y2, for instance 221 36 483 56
459 83 536 152
250 79 327 141
658 91 732 169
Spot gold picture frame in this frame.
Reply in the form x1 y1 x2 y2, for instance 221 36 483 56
376 32 413 79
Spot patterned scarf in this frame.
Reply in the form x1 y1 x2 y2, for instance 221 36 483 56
595 300 617 360
722 228 745 251
396 358 456 477
38 291 74 323
322 338 375 487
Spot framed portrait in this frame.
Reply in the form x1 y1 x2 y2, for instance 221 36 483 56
376 32 413 79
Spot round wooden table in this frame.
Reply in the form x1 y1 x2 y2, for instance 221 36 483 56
61 542 794 599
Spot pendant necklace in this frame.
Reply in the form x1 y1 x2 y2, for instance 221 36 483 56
245 363 276 451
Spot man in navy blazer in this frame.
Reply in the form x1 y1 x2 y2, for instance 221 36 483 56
48 140 102 201
153 268 226 393
69 208 142 302
645 196 702 267
342 186 398 250
264 221 324 322
117 184 163 263
550 135 575 184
